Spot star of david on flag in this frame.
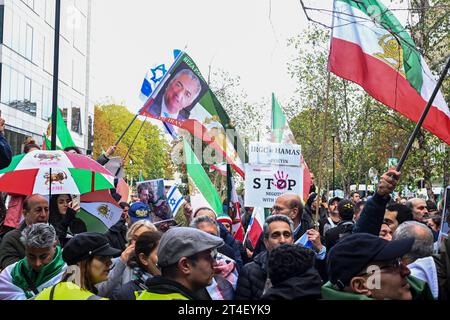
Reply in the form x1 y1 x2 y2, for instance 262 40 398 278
139 64 167 101
166 185 185 216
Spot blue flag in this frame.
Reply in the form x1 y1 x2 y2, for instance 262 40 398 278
139 64 167 101
166 185 185 216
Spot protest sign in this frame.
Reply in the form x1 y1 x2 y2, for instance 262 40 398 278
244 164 303 208
248 141 301 166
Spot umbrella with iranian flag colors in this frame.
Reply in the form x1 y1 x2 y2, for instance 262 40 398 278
0 150 114 195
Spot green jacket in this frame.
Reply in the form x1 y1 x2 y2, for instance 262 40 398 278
321 276 434 300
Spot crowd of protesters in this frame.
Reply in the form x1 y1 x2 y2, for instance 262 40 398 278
0 125 448 300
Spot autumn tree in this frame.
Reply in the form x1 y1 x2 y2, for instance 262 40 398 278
93 104 173 182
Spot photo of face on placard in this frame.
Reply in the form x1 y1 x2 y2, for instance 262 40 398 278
144 61 207 122
136 179 172 221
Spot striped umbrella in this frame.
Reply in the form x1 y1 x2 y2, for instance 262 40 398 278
0 150 114 195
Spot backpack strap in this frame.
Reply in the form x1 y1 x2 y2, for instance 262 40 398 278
49 284 58 300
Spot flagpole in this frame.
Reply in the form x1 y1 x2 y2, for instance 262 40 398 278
119 116 147 170
396 57 450 172
226 163 232 219
50 0 61 150
114 113 139 147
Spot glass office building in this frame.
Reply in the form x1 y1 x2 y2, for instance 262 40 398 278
0 0 93 154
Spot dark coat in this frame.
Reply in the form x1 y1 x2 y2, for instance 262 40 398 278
252 217 311 257
235 251 268 300
218 222 244 272
49 207 78 248
111 280 143 300
434 237 450 300
96 154 110 166
144 276 202 300
105 218 128 252
0 222 26 269
145 93 190 121
261 267 322 300
0 134 12 170
353 192 390 235
324 220 355 250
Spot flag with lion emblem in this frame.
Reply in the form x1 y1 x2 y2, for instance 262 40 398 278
329 0 450 144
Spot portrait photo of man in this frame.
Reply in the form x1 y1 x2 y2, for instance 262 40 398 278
150 67 203 121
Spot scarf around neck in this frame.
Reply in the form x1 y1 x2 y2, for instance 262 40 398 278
11 245 65 299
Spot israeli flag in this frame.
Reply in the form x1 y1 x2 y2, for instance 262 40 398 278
139 64 167 102
295 232 313 249
166 185 185 216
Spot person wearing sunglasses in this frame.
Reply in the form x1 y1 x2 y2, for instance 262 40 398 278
322 233 434 300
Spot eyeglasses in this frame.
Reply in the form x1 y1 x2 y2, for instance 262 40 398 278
270 206 290 213
357 258 403 276
210 249 218 260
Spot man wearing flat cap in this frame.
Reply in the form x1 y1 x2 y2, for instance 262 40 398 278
137 227 224 300
321 233 434 300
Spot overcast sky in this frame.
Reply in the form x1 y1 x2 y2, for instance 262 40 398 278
89 0 407 114
89 0 328 113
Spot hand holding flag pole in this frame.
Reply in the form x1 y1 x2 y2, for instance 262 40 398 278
395 56 450 173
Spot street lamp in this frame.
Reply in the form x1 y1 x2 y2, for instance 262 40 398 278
332 133 336 197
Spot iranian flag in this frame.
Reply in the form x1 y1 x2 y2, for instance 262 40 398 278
329 0 450 145
244 207 270 250
184 140 223 215
271 93 312 200
78 190 123 233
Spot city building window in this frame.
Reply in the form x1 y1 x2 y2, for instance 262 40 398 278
41 86 52 120
25 24 34 61
61 108 68 124
45 0 55 28
71 106 82 134
3 67 37 116
3 7 13 48
24 77 32 102
21 0 35 11
1 65 11 104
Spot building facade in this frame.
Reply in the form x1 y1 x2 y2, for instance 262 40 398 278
0 0 93 154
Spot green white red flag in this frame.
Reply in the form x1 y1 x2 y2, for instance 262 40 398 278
329 0 450 145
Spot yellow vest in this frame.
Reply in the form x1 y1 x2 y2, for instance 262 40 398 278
34 282 108 300
136 291 189 300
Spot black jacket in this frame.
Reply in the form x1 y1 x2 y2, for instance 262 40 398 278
353 192 390 236
144 276 202 300
218 222 244 272
235 251 269 300
324 220 354 250
106 218 128 252
261 267 322 300
252 217 311 257
0 134 12 170
0 222 26 269
434 237 450 300
96 154 110 166
49 208 78 247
